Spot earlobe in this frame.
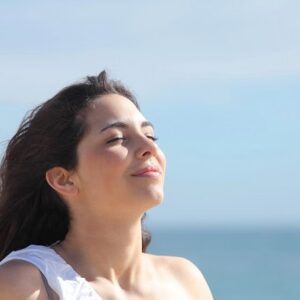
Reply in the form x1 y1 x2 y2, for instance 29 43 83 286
45 167 78 197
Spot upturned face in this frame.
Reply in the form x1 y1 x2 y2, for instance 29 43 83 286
71 94 166 219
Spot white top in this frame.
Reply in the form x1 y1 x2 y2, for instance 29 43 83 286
0 245 102 300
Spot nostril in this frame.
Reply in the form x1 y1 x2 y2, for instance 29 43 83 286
142 150 151 157
137 147 154 159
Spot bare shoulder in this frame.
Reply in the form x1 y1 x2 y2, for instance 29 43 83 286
0 260 48 300
148 254 214 300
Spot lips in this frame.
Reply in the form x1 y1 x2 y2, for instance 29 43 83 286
132 165 161 176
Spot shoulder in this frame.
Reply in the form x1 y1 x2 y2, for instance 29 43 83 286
0 260 48 299
148 254 213 299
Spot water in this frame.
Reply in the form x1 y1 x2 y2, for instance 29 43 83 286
148 227 300 300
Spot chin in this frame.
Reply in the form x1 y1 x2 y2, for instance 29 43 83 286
141 190 164 209
127 184 164 209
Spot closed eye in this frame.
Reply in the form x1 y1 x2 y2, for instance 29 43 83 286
147 135 158 141
106 135 158 144
106 137 127 144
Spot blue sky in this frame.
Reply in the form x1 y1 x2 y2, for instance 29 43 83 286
1 1 299 228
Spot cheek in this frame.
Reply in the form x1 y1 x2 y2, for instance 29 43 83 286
90 147 130 187
76 145 128 182
93 148 130 199
157 148 167 173
101 147 129 169
76 147 130 198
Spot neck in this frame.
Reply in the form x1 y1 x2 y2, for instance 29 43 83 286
55 214 145 285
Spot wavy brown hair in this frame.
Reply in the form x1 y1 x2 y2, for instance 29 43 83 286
0 70 151 260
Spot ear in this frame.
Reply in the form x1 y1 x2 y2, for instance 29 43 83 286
45 167 78 198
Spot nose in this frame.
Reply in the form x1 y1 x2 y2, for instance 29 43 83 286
135 135 159 159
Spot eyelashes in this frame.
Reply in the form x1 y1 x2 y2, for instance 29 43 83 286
106 137 126 144
148 136 158 141
106 135 158 144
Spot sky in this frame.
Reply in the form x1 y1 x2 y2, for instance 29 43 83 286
1 0 299 228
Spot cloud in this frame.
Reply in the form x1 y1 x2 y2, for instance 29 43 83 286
1 0 300 104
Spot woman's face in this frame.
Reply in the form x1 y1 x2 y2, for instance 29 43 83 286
72 94 166 219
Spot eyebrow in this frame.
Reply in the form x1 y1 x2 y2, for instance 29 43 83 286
100 121 154 133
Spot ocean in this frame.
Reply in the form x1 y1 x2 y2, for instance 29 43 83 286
148 227 300 300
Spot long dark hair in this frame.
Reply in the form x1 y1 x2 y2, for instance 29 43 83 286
0 70 151 260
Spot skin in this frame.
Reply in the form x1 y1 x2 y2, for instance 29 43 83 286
0 94 213 299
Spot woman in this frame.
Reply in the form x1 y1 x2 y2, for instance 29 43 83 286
0 71 213 299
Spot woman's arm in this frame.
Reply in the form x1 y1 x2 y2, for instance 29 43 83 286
0 260 51 300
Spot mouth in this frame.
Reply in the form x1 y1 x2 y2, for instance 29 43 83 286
131 165 162 177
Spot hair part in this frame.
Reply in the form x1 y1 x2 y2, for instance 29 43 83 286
0 70 150 260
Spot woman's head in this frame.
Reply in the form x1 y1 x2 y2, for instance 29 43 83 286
0 71 164 259
47 93 166 220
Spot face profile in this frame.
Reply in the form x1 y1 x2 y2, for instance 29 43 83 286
58 93 166 219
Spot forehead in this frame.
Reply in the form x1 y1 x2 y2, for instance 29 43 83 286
85 94 146 127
